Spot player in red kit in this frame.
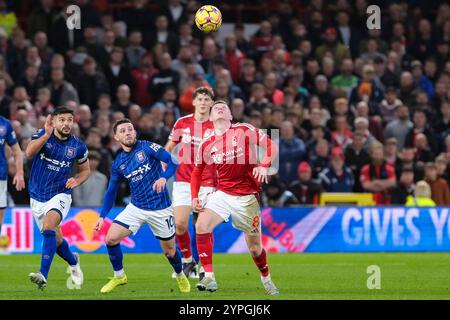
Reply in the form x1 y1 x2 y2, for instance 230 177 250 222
164 87 216 278
191 100 280 295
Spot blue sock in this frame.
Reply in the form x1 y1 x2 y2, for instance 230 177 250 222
191 215 199 264
56 239 77 266
167 247 183 274
107 243 123 271
40 230 57 279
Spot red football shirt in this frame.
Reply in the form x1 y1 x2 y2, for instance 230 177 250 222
360 163 396 205
169 114 215 187
192 123 275 197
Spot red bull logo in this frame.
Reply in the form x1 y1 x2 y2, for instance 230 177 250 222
61 210 135 252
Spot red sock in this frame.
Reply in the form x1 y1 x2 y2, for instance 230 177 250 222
196 233 213 273
252 248 269 277
176 231 192 259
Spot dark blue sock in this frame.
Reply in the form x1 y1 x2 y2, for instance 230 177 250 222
40 230 57 279
107 243 123 271
56 239 77 266
191 221 199 264
167 247 183 274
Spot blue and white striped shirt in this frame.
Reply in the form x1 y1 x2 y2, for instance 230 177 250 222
0 116 17 180
29 129 88 202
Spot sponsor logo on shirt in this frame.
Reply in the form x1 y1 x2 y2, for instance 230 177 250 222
40 153 71 171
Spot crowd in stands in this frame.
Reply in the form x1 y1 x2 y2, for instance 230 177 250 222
1 0 450 207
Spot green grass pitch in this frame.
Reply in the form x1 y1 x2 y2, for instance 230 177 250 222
1 253 450 299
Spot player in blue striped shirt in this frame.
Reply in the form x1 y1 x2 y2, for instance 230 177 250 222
94 119 190 294
26 107 91 290
0 116 25 239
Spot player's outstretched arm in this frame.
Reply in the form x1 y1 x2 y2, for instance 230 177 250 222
66 160 91 189
190 164 205 211
95 175 120 230
25 115 53 158
152 148 178 193
11 143 25 191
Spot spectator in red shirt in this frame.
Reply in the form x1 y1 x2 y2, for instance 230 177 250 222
360 141 397 205
131 53 158 108
224 34 245 83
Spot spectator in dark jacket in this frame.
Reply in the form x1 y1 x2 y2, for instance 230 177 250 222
319 147 355 192
278 121 306 185
148 52 180 101
391 167 415 204
75 56 110 109
289 162 322 205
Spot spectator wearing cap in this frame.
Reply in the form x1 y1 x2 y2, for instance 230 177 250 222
384 105 413 150
424 162 450 205
345 131 370 192
405 180 436 207
392 167 416 205
289 161 322 205
319 147 354 192
279 121 306 185
379 87 402 126
349 64 384 114
315 27 351 67
360 142 397 205
72 150 108 207
331 58 359 97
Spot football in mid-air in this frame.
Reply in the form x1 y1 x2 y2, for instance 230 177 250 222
195 5 222 32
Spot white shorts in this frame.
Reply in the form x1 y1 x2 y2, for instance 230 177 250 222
204 190 262 236
0 180 6 208
172 181 215 210
114 203 175 240
30 193 72 231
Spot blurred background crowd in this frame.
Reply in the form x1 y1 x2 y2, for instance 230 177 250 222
0 0 450 207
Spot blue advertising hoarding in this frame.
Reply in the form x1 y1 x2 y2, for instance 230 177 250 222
2 206 450 254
